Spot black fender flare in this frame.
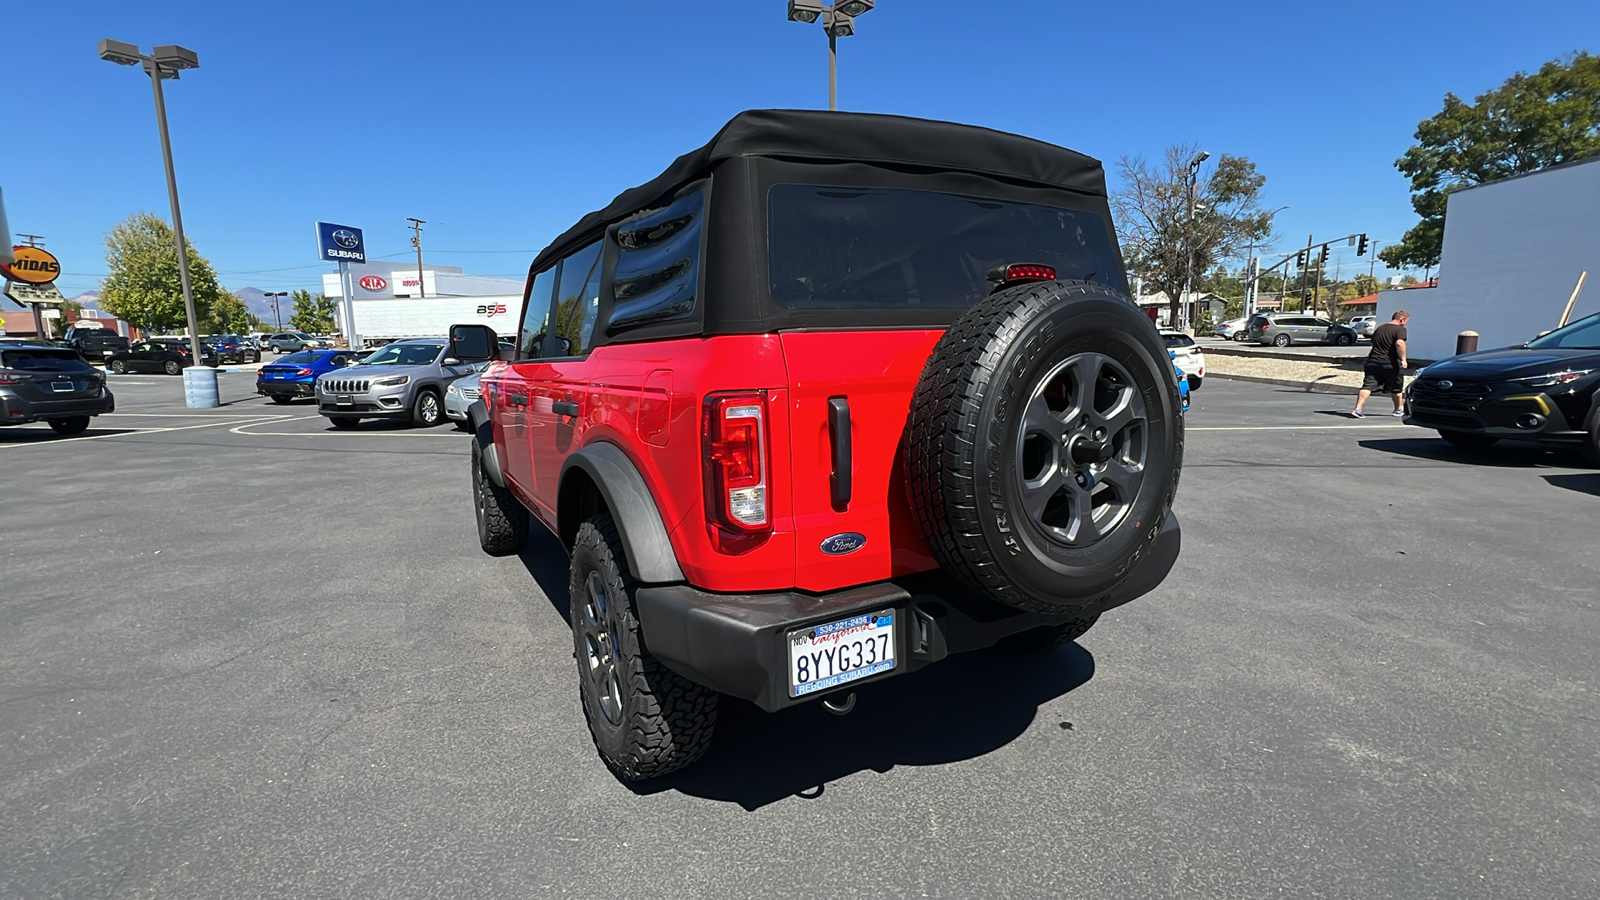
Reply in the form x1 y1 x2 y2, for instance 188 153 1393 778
560 443 684 585
467 398 488 432
473 419 506 488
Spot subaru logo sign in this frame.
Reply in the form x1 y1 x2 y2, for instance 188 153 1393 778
820 533 867 555
315 222 366 263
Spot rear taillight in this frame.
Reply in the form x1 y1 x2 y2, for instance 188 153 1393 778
703 392 770 533
0 372 21 385
295 368 312 376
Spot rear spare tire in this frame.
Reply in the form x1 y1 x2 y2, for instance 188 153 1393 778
905 281 1183 615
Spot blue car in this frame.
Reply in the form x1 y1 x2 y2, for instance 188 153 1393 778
1172 350 1190 413
256 349 367 404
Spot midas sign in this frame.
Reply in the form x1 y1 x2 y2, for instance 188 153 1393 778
1 246 62 285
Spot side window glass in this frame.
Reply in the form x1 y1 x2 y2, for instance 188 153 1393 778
610 187 704 332
552 241 602 356
520 267 557 359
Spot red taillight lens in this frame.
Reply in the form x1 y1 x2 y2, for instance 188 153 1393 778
295 368 312 376
702 392 770 533
1005 263 1056 281
0 372 22 385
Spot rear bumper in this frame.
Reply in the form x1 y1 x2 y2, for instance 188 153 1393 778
258 382 315 397
0 390 116 425
636 511 1180 712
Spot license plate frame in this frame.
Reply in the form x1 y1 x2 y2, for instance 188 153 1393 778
787 609 896 698
335 394 354 406
49 381 75 393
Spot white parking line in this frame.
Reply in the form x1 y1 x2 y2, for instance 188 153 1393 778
0 415 286 450
229 416 466 438
1187 424 1412 431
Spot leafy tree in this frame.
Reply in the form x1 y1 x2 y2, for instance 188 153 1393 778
1381 52 1600 270
99 213 225 332
206 292 255 335
288 289 337 333
1112 145 1276 326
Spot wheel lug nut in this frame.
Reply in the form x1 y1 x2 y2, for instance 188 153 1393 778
1093 428 1105 440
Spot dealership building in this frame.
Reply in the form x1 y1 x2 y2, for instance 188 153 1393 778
321 263 523 301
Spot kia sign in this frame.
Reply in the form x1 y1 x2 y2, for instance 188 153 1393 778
358 274 387 292
315 222 366 263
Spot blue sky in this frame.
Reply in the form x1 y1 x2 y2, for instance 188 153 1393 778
6 1 1597 300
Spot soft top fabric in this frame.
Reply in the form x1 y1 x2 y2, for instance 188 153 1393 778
529 110 1108 275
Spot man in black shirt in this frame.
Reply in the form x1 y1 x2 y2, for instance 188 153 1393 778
1352 310 1410 417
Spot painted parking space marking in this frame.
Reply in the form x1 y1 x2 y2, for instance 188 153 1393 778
0 415 287 450
229 416 466 438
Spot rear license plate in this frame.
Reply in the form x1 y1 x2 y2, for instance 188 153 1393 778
335 395 353 405
50 382 75 393
788 609 896 697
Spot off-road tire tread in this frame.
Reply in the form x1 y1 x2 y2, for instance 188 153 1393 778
573 514 716 781
473 439 528 556
904 281 1181 616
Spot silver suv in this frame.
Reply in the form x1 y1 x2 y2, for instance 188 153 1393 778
1248 313 1357 347
315 338 482 428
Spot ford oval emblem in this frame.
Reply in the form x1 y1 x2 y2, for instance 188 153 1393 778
820 533 867 555
1437 380 1453 389
332 229 360 249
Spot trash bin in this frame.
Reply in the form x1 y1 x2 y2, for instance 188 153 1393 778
183 365 220 408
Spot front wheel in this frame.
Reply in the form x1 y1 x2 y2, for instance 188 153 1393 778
163 360 182 376
571 514 717 781
1438 430 1499 449
108 360 126 374
1273 334 1292 347
411 389 443 427
48 417 91 436
472 436 528 555
328 416 361 429
1336 334 1355 346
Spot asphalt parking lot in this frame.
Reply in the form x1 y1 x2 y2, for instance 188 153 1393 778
3 373 1597 899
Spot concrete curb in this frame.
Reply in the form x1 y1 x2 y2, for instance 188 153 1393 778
1210 373 1359 395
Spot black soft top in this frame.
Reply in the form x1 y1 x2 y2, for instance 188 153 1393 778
531 109 1109 273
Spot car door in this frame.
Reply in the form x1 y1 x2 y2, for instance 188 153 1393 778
127 341 154 372
496 266 558 510
1311 318 1334 343
526 240 604 509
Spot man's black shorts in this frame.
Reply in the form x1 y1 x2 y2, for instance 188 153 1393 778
1361 363 1403 393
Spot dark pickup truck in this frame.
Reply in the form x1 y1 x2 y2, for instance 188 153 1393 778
61 326 130 362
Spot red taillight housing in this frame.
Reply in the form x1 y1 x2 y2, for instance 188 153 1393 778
702 392 771 534
0 372 22 385
295 368 312 376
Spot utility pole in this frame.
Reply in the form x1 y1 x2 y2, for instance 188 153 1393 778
16 233 46 248
12 233 49 338
1369 241 1380 283
406 217 426 298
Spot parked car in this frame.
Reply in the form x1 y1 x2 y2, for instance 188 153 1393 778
266 332 327 353
1162 330 1206 389
247 331 271 350
314 337 479 428
207 333 261 363
1248 313 1357 346
461 109 1183 781
444 370 482 430
1212 317 1250 342
1347 315 1377 338
1172 352 1190 412
256 348 367 403
0 342 115 435
105 339 218 374
60 325 130 361
1404 311 1600 464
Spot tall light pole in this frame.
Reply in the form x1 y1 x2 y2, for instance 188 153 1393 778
1245 205 1290 318
265 291 287 330
1180 149 1209 332
98 39 206 370
786 1 876 111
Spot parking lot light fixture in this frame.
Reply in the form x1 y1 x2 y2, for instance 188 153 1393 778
97 38 207 377
787 0 823 23
785 1 876 111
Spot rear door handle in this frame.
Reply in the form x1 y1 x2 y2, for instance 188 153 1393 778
507 392 528 407
828 397 851 510
553 400 580 418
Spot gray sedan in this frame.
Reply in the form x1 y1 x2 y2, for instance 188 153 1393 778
444 370 482 431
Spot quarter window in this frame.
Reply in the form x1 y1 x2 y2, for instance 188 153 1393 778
520 267 557 359
610 188 705 332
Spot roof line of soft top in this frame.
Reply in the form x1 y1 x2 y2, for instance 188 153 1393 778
527 109 1108 275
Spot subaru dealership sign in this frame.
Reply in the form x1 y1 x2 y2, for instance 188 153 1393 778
315 222 366 263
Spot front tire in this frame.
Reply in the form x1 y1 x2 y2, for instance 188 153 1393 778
163 360 182 375
1438 429 1499 449
108 360 126 374
1336 334 1355 346
48 417 91 436
411 389 443 427
570 514 717 781
472 436 528 556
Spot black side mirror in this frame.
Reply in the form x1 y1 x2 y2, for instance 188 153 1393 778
448 324 499 362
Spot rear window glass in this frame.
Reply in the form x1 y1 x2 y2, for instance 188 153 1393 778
2 350 95 372
1162 334 1196 348
278 351 315 365
768 184 1123 311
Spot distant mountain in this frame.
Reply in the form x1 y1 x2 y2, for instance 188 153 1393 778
233 287 289 326
70 291 100 305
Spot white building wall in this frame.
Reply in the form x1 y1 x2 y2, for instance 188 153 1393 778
1379 156 1600 361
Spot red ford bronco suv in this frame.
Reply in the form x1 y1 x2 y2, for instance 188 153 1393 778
450 110 1183 781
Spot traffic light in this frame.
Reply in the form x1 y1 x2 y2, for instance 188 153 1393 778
1357 233 1369 256
1296 250 1308 267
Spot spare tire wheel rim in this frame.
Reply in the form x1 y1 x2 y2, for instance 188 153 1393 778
1015 351 1147 547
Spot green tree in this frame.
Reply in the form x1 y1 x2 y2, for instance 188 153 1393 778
206 292 255 335
288 289 337 333
1381 52 1600 271
98 212 224 332
1112 145 1277 326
